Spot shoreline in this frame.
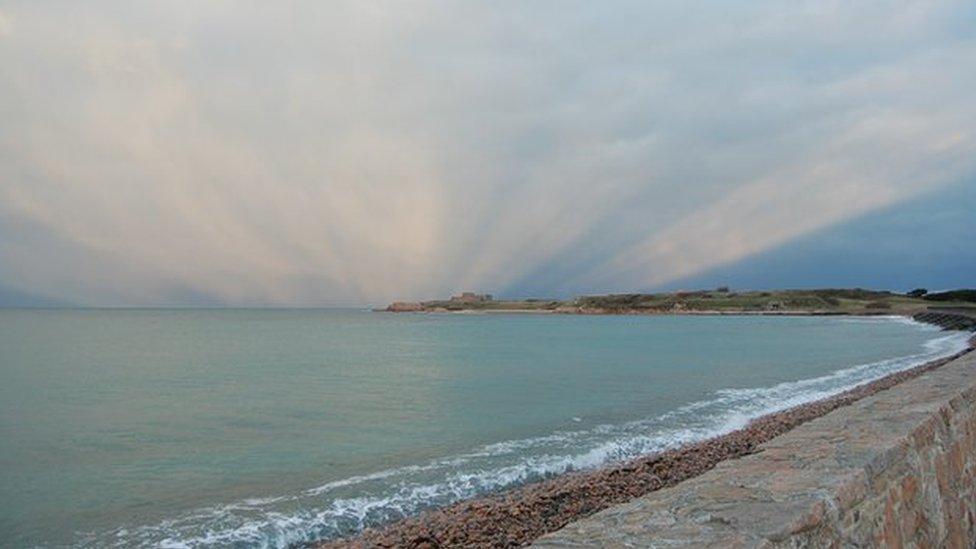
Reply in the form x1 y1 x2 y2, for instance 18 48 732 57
319 316 975 548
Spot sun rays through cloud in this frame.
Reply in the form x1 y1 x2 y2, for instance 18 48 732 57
1 1 974 306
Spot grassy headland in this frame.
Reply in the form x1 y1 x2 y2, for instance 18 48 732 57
385 288 976 316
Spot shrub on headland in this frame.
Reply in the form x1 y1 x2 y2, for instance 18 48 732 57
812 288 892 300
923 289 976 303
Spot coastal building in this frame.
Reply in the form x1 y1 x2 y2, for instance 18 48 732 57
450 292 493 303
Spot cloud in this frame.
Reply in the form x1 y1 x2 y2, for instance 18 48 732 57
574 47 976 291
1 1 974 306
666 179 976 293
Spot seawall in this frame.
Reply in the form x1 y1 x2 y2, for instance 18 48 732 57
534 340 976 548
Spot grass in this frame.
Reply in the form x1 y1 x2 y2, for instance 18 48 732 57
402 288 976 315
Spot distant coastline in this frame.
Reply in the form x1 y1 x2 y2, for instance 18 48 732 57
381 288 976 319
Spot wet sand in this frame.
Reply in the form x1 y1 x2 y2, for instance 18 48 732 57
320 332 975 548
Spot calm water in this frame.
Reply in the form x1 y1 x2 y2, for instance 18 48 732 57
0 309 968 547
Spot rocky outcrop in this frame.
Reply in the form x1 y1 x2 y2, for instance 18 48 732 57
913 311 976 331
386 301 424 312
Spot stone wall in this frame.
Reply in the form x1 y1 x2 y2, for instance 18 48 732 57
534 350 976 548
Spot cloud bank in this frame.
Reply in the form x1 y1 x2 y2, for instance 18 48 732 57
1 1 974 306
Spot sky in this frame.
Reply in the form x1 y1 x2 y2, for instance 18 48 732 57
1 1 974 307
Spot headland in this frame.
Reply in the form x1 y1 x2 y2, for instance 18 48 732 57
382 288 976 320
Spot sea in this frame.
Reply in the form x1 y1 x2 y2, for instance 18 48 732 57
0 309 969 547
